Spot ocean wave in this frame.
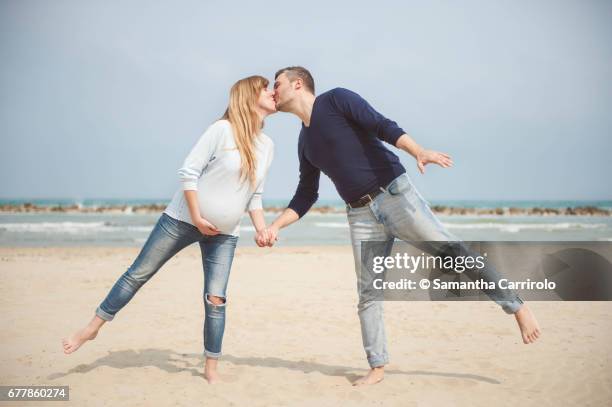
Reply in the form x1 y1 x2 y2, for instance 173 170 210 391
0 222 109 233
0 222 154 234
1 220 608 236
123 225 154 232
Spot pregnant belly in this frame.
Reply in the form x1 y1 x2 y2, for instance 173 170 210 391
198 199 244 233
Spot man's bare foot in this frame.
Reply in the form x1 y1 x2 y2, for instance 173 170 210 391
204 358 220 384
62 327 99 354
514 304 541 344
353 366 385 386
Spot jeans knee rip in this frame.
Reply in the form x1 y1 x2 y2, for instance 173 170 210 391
205 293 227 307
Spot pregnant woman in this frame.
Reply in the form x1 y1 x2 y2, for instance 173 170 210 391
62 75 276 384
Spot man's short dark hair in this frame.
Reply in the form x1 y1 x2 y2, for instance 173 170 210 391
275 66 315 94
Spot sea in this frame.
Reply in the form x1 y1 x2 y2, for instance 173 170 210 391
1 199 611 247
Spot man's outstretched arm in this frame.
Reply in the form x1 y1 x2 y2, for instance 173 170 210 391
330 88 453 174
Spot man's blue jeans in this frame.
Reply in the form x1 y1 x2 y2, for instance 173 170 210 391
96 213 238 358
347 173 524 368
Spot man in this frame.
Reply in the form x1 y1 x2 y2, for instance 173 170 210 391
257 66 541 386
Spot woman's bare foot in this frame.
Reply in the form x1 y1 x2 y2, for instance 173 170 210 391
62 326 99 354
204 357 220 384
62 315 106 354
353 366 385 386
514 304 541 344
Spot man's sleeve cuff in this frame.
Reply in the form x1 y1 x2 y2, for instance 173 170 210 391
386 127 406 146
287 203 307 218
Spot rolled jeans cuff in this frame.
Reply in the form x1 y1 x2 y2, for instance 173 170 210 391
95 306 115 321
500 296 524 314
204 349 222 359
367 355 388 368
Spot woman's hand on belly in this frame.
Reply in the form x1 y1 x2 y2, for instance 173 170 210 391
194 217 221 236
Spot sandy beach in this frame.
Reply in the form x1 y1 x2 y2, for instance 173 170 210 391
1 245 611 406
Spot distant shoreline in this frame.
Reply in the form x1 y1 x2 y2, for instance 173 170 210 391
1 203 610 216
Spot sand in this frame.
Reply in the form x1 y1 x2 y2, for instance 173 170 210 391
1 245 611 406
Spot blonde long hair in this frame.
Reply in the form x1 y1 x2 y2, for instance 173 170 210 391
221 75 268 188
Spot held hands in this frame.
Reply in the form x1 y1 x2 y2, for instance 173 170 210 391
194 217 220 236
255 225 279 247
415 149 453 174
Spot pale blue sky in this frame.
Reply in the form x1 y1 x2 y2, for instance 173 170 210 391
1 0 611 201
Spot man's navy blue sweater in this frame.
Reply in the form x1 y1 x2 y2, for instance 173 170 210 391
287 87 407 217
